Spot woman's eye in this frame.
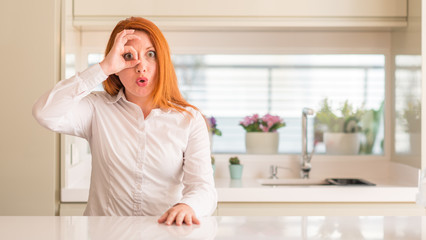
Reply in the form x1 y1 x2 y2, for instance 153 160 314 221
123 52 133 61
147 51 156 58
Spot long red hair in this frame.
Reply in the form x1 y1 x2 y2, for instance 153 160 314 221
103 17 196 115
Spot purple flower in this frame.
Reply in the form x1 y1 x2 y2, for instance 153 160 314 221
209 116 217 127
207 116 222 136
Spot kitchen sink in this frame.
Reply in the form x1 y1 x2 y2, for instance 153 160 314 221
326 178 375 186
258 178 375 186
258 178 329 186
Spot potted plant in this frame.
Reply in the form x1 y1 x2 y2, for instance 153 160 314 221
207 116 222 151
315 98 363 155
239 113 286 154
358 101 383 154
229 156 243 179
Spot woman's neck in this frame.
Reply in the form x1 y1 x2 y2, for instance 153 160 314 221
124 92 154 117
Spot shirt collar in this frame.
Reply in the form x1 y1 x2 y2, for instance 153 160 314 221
106 88 126 104
106 88 172 114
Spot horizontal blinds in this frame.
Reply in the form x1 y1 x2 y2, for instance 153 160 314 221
174 54 385 154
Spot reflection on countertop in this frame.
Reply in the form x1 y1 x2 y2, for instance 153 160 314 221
0 216 423 239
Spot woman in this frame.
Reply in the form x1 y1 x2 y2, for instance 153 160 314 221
33 17 217 225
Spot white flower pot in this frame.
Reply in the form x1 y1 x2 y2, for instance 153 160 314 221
324 132 360 155
245 132 279 154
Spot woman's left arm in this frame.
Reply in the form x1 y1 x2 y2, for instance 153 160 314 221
158 111 217 225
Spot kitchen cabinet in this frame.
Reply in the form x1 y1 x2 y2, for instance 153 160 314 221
72 0 407 29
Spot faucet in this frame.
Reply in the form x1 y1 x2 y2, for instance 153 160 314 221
301 108 314 179
269 165 293 179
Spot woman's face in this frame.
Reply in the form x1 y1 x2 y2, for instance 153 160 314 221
116 30 157 105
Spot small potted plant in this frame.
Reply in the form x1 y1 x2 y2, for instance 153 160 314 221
229 156 243 180
207 116 222 151
315 98 363 155
239 113 286 154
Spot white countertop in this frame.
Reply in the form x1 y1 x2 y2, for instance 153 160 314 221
0 216 423 239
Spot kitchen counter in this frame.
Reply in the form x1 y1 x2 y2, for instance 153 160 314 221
62 157 420 204
62 177 418 203
0 216 423 239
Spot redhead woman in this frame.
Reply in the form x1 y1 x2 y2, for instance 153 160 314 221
33 17 217 225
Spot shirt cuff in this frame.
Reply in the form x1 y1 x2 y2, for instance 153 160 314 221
178 190 217 217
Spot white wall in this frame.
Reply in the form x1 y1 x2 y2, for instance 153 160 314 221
0 0 61 215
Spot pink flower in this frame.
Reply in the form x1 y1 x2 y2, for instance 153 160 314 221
240 114 259 127
240 113 286 132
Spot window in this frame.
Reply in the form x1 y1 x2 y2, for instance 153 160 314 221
173 54 385 154
394 55 421 154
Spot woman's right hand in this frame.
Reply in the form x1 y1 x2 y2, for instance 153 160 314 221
99 29 141 76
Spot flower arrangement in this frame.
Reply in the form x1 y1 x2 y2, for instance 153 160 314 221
207 116 222 136
239 114 286 132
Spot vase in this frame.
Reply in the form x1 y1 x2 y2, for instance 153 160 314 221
245 132 279 154
324 132 360 155
229 164 243 179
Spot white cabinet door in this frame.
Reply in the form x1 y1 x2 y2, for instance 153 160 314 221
73 0 407 29
74 0 406 17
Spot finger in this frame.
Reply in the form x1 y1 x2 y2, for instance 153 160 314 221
175 212 185 226
165 211 178 225
119 31 141 45
184 214 192 226
123 46 138 60
192 215 200 225
157 212 168 223
122 48 140 69
123 34 141 42
114 29 135 42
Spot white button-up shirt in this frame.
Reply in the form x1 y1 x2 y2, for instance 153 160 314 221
33 64 217 216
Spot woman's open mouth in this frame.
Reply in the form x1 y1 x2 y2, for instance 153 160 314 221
136 77 148 87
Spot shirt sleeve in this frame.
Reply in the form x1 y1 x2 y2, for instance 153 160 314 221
178 111 218 217
32 64 108 139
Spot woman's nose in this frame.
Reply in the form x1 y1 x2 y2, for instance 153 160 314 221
135 60 147 73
